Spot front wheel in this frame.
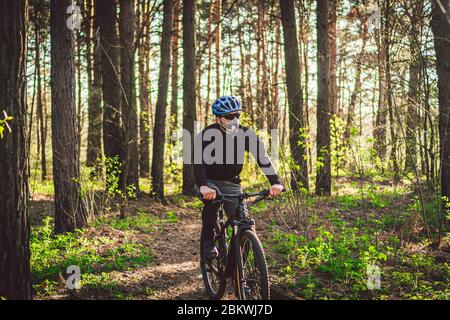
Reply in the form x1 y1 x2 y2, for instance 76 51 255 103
236 229 270 300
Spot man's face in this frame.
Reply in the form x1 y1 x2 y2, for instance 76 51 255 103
216 112 240 127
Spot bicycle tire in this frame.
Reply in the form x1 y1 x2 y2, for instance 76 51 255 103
236 229 270 300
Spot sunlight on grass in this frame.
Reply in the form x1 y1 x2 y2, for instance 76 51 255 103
31 216 154 297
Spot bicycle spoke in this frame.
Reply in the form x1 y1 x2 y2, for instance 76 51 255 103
240 238 263 299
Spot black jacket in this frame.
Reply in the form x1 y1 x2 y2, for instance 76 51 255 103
193 123 282 187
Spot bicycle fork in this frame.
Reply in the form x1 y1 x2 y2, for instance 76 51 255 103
234 223 247 300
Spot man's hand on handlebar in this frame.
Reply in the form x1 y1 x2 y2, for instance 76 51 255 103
200 185 217 201
269 184 284 197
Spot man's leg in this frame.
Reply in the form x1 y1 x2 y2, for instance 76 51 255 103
195 182 220 260
201 201 220 242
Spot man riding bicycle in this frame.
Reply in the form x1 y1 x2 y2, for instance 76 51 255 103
194 95 284 262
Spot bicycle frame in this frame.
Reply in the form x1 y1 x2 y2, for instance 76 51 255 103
213 191 269 297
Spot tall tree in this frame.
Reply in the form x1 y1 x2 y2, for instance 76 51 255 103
328 0 338 115
316 0 331 195
182 0 197 195
87 0 103 169
215 0 221 97
405 0 423 173
0 0 32 300
51 0 88 233
35 20 48 181
374 0 387 163
139 0 151 178
151 0 173 200
431 0 450 206
96 0 123 169
204 1 214 125
119 0 139 193
169 0 180 148
280 0 309 190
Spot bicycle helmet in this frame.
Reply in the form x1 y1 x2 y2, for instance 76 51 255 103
211 95 242 115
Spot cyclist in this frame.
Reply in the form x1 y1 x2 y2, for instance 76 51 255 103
194 95 284 262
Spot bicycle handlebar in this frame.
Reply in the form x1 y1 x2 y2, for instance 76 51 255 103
200 187 286 205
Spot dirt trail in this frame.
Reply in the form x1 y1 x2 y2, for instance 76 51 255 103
31 195 290 300
120 213 209 299
121 204 292 300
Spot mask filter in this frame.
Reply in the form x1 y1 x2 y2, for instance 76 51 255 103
221 118 240 134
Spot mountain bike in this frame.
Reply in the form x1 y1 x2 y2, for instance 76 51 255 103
200 189 277 300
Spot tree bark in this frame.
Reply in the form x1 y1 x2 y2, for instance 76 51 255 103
119 0 139 193
328 0 338 115
431 0 450 205
374 0 387 163
204 1 214 125
316 0 331 195
87 0 103 169
170 0 180 146
215 0 221 98
151 0 173 200
96 0 123 166
35 27 48 180
280 0 309 190
139 0 150 178
0 0 32 300
182 0 197 196
405 0 423 173
51 0 88 233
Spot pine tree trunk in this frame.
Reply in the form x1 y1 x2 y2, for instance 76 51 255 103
170 0 180 143
35 27 48 180
76 30 83 158
328 0 338 115
405 0 423 173
269 21 281 132
280 0 309 190
87 0 103 169
204 1 214 125
374 0 387 163
256 1 264 129
215 0 221 98
96 0 123 166
431 0 450 208
119 0 139 194
51 0 88 234
315 0 331 195
236 4 246 111
182 0 197 196
0 0 32 300
151 0 173 200
384 0 399 181
139 0 150 178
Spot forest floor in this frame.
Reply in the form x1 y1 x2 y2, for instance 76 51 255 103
29 178 450 300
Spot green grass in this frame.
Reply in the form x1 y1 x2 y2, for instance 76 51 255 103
269 184 450 300
31 216 155 296
93 210 177 234
30 178 54 197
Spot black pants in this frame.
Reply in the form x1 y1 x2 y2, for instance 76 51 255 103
195 179 247 242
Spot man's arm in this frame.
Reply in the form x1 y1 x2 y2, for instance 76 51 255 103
246 129 282 185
